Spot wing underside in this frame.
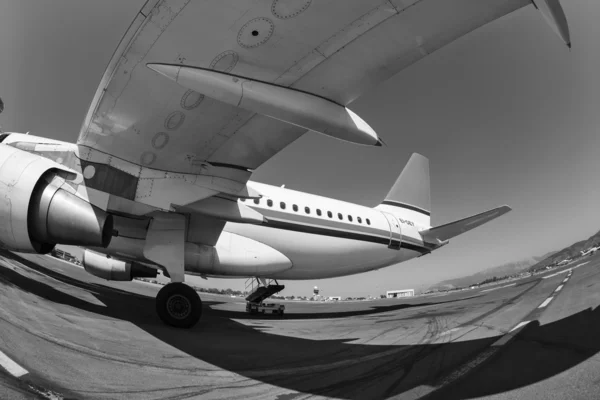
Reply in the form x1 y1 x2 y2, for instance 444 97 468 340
75 0 568 214
78 0 536 172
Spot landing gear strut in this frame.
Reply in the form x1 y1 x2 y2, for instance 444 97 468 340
156 282 202 328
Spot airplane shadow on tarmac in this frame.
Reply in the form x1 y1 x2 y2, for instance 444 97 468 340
1 250 600 400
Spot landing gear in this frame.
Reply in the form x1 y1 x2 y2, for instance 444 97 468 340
156 282 202 328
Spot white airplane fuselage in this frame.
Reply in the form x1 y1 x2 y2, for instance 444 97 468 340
217 183 429 280
98 181 431 280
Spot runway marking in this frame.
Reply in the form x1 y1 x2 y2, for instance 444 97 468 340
538 297 553 309
542 262 587 279
480 283 516 293
543 270 570 279
0 349 28 377
439 327 462 336
491 321 531 347
243 347 405 377
432 347 498 389
429 269 573 396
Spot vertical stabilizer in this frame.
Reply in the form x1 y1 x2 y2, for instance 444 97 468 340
376 153 431 227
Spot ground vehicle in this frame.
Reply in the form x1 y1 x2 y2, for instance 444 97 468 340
246 302 285 316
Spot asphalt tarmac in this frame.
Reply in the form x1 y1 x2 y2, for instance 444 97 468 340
1 249 600 399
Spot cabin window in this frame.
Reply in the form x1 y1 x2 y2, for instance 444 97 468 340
348 215 353 222
305 206 310 214
267 199 273 207
316 209 322 216
327 211 333 218
293 204 298 212
357 217 362 223
366 218 371 225
338 213 343 220
253 198 260 205
280 202 286 210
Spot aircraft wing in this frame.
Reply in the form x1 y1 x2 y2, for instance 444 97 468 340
77 0 569 206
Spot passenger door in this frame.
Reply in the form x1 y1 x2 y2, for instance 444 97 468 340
381 212 402 250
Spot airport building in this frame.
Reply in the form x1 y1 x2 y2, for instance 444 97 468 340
386 289 415 298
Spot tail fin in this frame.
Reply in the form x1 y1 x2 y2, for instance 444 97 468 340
376 153 431 227
419 205 511 244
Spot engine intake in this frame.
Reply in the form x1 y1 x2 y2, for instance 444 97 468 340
83 250 157 281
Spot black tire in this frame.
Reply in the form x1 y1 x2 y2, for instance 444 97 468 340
156 282 202 328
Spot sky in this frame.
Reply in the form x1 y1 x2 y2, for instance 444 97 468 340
1 1 599 297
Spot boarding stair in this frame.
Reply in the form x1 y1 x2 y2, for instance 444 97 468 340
245 278 285 304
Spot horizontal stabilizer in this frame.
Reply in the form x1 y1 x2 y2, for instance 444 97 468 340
419 205 511 243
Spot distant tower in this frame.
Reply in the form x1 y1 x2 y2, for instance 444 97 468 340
313 286 319 296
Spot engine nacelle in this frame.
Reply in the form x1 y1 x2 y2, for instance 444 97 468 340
0 144 114 253
82 250 157 281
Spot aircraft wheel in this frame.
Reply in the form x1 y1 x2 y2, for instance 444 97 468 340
156 282 202 328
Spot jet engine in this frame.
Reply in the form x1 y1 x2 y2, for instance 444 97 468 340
82 250 157 281
0 144 114 253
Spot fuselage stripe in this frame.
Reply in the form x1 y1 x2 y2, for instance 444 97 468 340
381 200 431 216
264 217 431 254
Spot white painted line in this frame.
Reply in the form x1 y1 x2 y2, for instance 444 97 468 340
555 285 563 292
434 347 498 387
481 283 516 293
0 349 28 377
562 278 568 283
538 297 553 309
510 320 531 332
543 270 570 279
440 327 462 336
492 321 530 347
543 262 588 279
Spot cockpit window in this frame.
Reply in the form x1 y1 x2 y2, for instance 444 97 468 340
0 133 10 143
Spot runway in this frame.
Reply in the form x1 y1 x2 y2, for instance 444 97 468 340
1 250 600 399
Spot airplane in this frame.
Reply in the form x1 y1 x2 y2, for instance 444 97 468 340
0 0 569 328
